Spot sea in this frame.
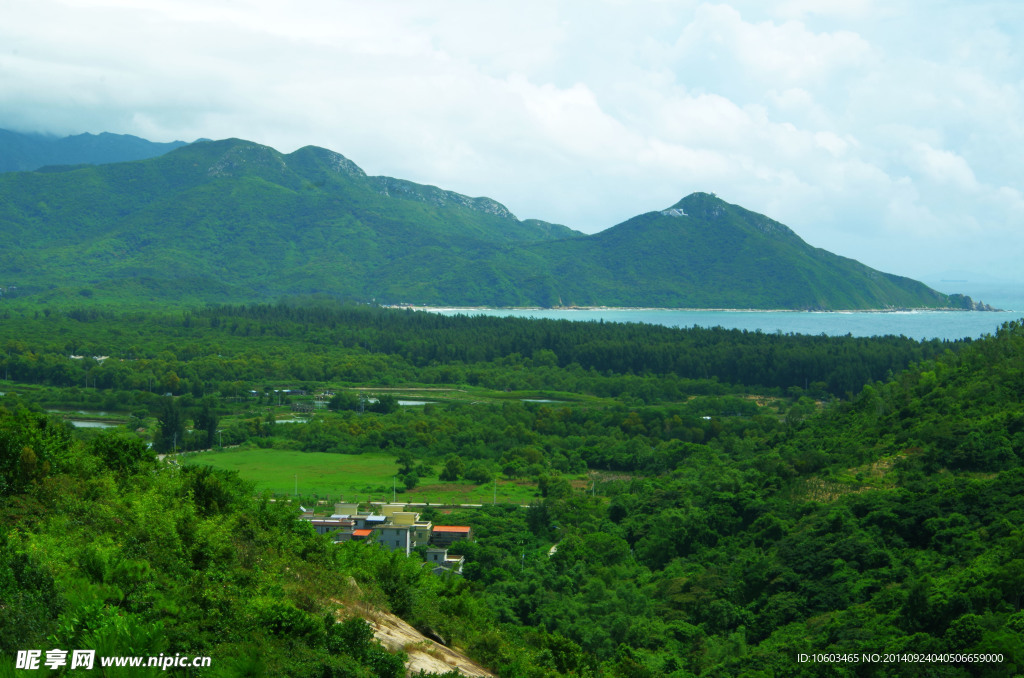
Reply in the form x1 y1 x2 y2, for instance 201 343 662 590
427 281 1024 342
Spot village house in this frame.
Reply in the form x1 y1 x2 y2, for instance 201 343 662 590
425 547 465 575
298 502 470 574
307 517 353 536
430 525 472 548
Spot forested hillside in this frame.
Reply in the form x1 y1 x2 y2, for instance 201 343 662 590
0 137 984 310
0 139 578 307
2 306 1022 676
451 319 1024 676
516 192 964 309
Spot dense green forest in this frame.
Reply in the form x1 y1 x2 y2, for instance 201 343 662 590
2 304 1023 676
0 303 967 400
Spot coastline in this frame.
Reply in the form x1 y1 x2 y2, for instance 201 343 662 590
384 304 1021 341
387 305 1003 314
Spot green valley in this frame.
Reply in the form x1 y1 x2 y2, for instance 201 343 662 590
2 302 1023 675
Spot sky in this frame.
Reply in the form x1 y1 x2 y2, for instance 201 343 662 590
2 0 1023 283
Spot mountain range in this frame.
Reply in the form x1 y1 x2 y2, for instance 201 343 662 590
0 129 189 173
0 134 985 310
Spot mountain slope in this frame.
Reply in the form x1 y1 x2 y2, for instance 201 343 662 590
510 192 955 309
0 128 189 173
0 139 580 304
0 137 981 310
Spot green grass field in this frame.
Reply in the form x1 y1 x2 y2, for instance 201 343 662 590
183 447 544 505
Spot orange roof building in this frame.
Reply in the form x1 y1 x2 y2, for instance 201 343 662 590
431 525 472 546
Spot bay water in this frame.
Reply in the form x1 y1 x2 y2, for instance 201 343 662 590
429 281 1024 341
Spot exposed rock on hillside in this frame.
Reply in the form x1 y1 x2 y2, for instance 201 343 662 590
368 610 495 677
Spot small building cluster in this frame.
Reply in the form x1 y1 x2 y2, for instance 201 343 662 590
300 503 470 575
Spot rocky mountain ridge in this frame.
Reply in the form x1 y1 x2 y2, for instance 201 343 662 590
0 136 986 310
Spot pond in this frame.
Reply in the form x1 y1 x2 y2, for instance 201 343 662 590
46 409 125 428
68 420 120 429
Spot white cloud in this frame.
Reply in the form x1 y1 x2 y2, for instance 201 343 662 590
504 77 637 159
672 4 873 89
909 143 980 192
774 0 877 20
813 131 850 157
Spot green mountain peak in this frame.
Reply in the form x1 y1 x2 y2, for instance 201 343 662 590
0 137 980 310
660 192 799 241
658 192 741 225
668 190 720 210
286 145 368 180
205 140 287 178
